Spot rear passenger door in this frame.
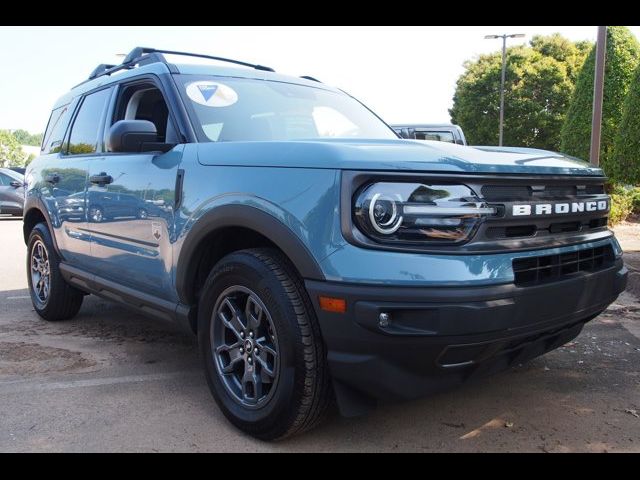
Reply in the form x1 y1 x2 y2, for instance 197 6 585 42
39 88 113 270
86 77 183 300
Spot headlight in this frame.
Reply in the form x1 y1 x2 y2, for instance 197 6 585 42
354 182 495 245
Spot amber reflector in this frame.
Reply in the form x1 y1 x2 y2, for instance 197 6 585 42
319 296 346 313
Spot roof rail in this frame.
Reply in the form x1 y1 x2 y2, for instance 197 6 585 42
84 46 276 83
300 75 321 83
88 64 117 80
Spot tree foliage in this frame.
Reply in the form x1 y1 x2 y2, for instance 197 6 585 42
12 129 43 147
560 26 640 177
612 62 640 184
0 130 27 167
450 34 591 149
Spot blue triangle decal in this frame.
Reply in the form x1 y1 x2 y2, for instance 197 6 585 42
198 84 218 102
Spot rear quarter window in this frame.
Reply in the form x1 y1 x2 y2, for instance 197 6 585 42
41 104 73 154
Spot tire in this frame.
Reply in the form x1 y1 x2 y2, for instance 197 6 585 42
198 248 332 440
26 222 84 321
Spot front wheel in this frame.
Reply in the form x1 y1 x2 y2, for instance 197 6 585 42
198 248 332 440
27 223 84 321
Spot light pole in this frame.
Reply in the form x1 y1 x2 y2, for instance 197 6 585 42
485 33 526 146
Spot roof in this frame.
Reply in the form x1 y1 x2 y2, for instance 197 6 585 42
53 57 337 109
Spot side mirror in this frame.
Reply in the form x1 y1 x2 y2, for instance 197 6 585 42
107 120 164 153
10 180 22 188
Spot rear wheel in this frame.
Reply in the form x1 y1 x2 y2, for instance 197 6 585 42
198 248 332 440
27 223 83 321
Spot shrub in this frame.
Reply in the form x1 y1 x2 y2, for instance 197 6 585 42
608 184 640 225
612 63 640 184
560 26 640 180
630 187 640 212
609 191 634 225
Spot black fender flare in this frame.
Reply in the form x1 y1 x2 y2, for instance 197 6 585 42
22 195 61 254
175 204 326 305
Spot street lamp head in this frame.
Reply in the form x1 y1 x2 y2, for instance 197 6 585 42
485 34 526 40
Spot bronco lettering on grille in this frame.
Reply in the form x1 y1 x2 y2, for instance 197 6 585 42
512 200 608 216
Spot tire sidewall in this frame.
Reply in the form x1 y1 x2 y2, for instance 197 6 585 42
198 253 303 433
27 224 55 312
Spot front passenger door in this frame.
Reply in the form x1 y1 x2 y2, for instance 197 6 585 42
86 78 183 300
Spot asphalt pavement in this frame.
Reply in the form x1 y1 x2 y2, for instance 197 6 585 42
0 217 638 452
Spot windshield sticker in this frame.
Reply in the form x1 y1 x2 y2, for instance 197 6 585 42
186 81 238 107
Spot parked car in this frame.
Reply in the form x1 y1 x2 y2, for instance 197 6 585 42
0 167 24 216
392 123 467 145
85 188 152 223
24 47 627 440
9 166 26 176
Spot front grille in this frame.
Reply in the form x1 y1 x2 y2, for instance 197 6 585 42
487 225 537 239
481 183 604 201
512 245 615 286
481 185 531 200
485 218 607 240
469 178 610 249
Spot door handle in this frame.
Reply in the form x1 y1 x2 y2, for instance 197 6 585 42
45 173 60 184
89 173 113 185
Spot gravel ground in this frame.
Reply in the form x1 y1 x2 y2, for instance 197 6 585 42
0 217 638 452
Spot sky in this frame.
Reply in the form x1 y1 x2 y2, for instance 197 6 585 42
1 26 639 134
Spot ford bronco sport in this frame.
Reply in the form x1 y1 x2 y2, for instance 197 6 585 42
24 47 627 440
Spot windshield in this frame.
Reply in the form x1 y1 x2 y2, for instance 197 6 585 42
177 75 397 142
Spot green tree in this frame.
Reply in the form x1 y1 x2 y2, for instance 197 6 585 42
560 26 640 178
0 129 27 167
12 129 43 147
612 63 640 184
450 34 591 150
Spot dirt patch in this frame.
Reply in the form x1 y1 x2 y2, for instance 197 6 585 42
613 218 640 253
0 342 96 376
622 252 640 299
0 299 194 347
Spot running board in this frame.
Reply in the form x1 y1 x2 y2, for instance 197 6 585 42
59 263 194 333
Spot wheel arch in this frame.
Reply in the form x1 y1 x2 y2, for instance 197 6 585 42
22 197 60 255
175 204 326 306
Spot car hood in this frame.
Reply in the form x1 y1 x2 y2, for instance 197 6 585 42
197 138 604 176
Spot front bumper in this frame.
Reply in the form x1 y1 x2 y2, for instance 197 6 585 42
305 259 627 414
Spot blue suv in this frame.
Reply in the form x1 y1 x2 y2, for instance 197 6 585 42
24 47 627 440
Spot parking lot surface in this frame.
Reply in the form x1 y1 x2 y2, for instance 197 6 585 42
1 217 638 452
